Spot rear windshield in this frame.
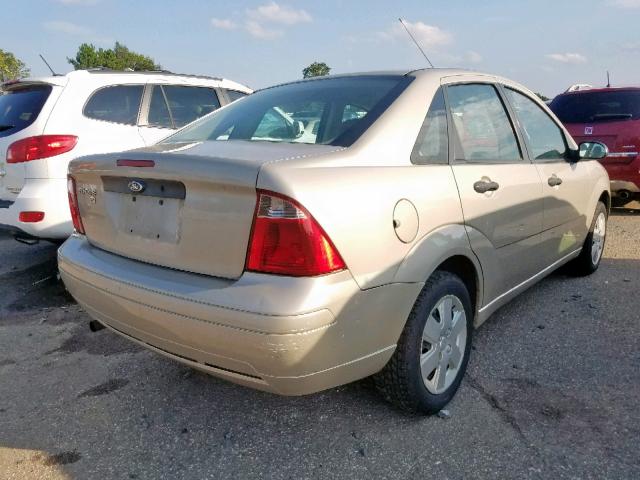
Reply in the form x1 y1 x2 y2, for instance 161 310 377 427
550 90 640 124
162 76 410 147
0 85 52 138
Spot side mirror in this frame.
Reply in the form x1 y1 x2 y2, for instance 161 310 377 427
578 141 608 160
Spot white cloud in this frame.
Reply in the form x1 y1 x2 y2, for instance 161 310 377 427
211 18 237 30
44 20 92 35
546 53 587 64
384 20 452 49
245 20 283 39
246 2 312 25
607 0 640 8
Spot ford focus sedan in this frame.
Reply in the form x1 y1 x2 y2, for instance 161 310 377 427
58 69 610 413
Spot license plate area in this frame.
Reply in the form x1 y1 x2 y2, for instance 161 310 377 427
121 194 181 243
102 176 185 243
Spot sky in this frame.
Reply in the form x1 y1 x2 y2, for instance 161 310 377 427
3 0 640 97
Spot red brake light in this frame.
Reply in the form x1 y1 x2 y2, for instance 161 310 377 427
67 176 85 234
246 190 346 276
19 211 45 223
7 135 78 163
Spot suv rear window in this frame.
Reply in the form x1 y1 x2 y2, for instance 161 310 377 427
84 85 143 125
0 85 52 138
162 76 411 147
550 90 640 124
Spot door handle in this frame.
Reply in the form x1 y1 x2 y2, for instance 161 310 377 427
473 180 500 193
548 175 563 187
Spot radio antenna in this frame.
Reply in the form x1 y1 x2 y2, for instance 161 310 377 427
398 18 434 68
606 70 611 88
39 54 58 76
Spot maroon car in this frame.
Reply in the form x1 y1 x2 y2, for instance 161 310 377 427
550 87 640 207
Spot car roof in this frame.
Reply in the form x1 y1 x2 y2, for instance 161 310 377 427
261 68 516 90
254 68 506 93
2 69 252 92
557 86 640 96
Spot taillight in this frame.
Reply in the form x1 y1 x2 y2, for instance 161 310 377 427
67 176 85 234
19 211 45 223
246 190 346 276
7 135 78 164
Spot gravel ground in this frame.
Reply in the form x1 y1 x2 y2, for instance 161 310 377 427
1 204 639 479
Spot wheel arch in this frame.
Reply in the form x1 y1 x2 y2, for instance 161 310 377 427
392 224 483 318
598 190 611 213
435 255 480 319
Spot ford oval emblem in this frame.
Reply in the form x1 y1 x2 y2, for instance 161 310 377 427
128 180 145 193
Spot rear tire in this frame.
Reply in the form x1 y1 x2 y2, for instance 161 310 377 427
567 201 607 276
374 271 473 414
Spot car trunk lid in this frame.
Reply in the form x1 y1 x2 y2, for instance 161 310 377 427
70 140 339 279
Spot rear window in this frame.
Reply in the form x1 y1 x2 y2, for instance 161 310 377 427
84 85 143 125
0 85 52 138
550 90 640 124
162 76 411 147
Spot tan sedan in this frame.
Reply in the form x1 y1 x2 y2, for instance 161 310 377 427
59 69 610 413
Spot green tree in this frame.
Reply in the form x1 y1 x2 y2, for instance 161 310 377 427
0 49 30 82
535 92 550 102
302 62 330 78
68 42 160 71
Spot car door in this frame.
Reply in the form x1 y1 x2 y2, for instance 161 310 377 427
503 86 592 262
138 84 222 145
443 78 545 303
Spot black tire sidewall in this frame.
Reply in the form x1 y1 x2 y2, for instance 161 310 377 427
404 273 473 413
584 202 608 271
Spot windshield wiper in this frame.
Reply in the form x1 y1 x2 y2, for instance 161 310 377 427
589 113 633 122
0 124 15 131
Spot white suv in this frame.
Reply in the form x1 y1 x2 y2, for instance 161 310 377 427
0 69 251 242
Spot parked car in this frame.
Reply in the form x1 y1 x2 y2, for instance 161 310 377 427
59 69 610 413
0 69 251 242
550 87 640 207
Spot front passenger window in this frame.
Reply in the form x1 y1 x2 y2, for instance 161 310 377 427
447 84 521 162
505 88 567 161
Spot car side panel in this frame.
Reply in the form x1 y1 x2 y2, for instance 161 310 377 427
257 161 465 290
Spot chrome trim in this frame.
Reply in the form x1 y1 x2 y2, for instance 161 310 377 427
607 152 638 158
479 248 582 313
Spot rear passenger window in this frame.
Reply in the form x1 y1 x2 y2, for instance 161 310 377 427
161 86 220 128
84 85 143 125
447 84 521 162
411 87 448 164
505 88 567 161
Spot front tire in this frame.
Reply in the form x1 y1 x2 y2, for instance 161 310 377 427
374 271 473 414
567 201 607 276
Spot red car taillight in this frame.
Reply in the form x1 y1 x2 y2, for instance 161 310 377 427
19 211 45 223
246 190 346 277
67 176 85 234
7 135 78 163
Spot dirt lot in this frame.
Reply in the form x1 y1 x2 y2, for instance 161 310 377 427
1 205 639 479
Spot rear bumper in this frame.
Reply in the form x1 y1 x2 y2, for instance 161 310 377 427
0 178 72 239
58 236 421 395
